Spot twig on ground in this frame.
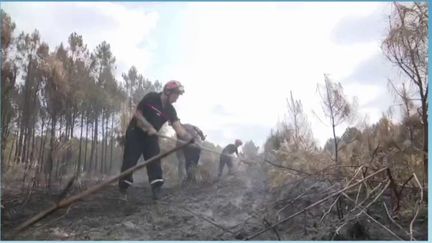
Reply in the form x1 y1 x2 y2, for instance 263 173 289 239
341 192 354 201
178 205 235 235
7 139 194 239
276 181 321 218
383 201 412 240
410 173 423 241
245 167 388 240
244 178 333 225
262 217 281 240
352 182 384 212
337 187 404 241
386 168 403 214
355 180 390 217
361 211 404 240
319 195 340 224
320 166 364 223
398 174 414 200
263 159 312 176
33 205 74 231
355 184 362 205
332 180 390 235
334 220 349 238
56 176 76 203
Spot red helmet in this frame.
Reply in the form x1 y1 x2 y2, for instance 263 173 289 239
163 80 184 94
235 139 242 146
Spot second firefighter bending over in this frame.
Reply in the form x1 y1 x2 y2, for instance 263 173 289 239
217 139 243 178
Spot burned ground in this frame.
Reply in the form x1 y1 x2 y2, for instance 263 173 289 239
1 166 427 241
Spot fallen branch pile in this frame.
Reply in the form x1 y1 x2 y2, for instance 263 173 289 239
241 164 425 240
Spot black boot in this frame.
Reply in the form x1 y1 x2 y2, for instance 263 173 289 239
151 185 162 200
119 179 131 201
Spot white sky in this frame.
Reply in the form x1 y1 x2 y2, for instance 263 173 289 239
2 2 403 148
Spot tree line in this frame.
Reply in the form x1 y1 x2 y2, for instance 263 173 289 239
1 9 163 187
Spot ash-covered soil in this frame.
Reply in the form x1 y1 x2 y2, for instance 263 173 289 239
1 168 427 240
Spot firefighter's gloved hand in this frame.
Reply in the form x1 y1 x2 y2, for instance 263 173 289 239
146 126 158 136
181 133 193 142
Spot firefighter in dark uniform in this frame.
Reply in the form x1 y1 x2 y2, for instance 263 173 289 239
119 80 191 200
217 139 243 178
176 124 206 183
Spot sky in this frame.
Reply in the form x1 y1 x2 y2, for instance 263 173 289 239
2 2 404 149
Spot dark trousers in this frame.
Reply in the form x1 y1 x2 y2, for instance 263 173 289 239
218 154 233 177
183 145 201 180
119 127 163 192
